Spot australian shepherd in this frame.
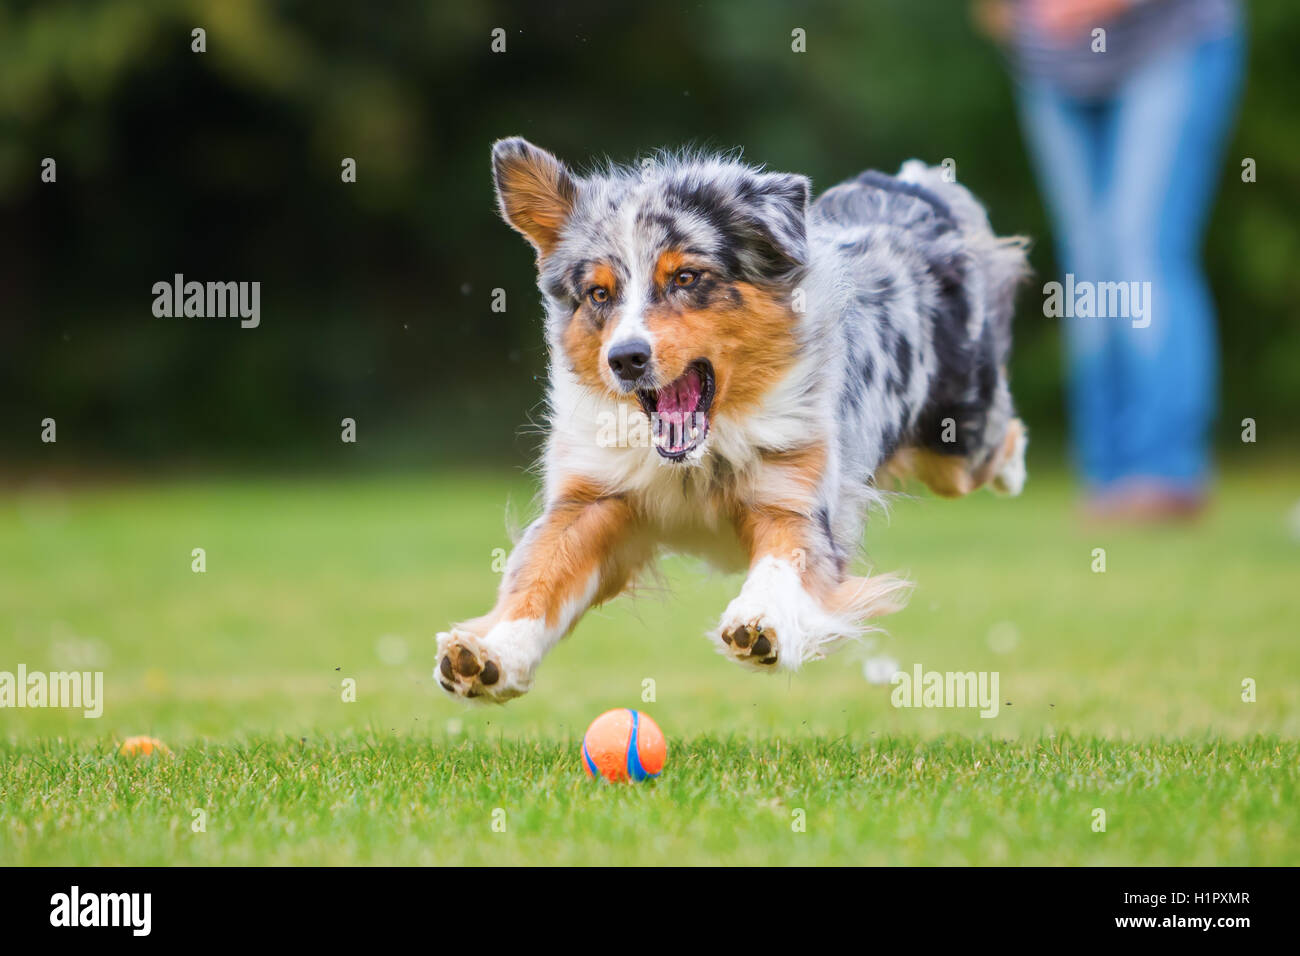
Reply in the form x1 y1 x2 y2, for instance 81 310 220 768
436 137 1029 701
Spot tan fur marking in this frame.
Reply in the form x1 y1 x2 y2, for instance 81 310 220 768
653 250 689 288
562 311 613 394
645 281 798 417
497 478 645 629
587 263 617 297
733 441 908 624
883 448 977 498
976 417 1025 486
733 443 834 596
495 149 575 256
878 418 1026 498
560 274 799 416
759 444 826 494
561 263 625 392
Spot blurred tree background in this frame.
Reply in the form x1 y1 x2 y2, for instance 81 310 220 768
2 0 1297 473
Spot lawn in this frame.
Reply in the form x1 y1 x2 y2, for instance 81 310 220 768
1 462 1297 865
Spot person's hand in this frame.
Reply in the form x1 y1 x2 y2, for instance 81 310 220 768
1026 0 1135 43
971 0 1015 43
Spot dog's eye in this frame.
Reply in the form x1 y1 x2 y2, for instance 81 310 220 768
588 287 609 305
673 270 699 288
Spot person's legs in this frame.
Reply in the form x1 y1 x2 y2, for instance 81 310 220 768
1102 26 1246 496
1015 82 1122 488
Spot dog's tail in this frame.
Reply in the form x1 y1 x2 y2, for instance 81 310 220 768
895 160 1031 368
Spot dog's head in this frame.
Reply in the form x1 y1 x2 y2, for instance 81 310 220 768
492 137 809 462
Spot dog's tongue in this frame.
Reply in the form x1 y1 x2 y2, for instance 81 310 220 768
652 365 707 457
655 365 702 425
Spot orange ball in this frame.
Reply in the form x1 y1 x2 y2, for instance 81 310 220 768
118 735 171 758
581 709 666 782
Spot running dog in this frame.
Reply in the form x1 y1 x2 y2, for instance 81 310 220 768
436 138 1029 701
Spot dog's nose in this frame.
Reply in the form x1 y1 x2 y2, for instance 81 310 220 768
607 339 652 384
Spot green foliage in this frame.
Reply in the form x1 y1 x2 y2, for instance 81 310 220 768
1 1 1297 465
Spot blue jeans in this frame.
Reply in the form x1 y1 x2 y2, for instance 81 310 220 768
1016 27 1245 493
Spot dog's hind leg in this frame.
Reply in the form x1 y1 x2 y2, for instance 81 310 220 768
877 417 1028 499
436 480 649 703
988 417 1028 496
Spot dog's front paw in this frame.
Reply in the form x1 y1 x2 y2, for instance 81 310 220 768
712 556 873 672
718 616 780 668
435 628 530 703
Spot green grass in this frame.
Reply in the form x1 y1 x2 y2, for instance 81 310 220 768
1 463 1298 865
3 735 1295 865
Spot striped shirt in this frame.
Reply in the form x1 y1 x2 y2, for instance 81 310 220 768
1010 0 1240 100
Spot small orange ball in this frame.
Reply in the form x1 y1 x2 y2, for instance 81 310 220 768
581 709 666 783
118 735 171 758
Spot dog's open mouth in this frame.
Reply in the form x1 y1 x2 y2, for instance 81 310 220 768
637 359 715 460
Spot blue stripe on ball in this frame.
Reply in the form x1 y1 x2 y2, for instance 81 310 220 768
626 708 651 781
626 707 647 780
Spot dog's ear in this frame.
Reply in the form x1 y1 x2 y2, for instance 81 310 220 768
491 137 577 257
736 171 811 278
